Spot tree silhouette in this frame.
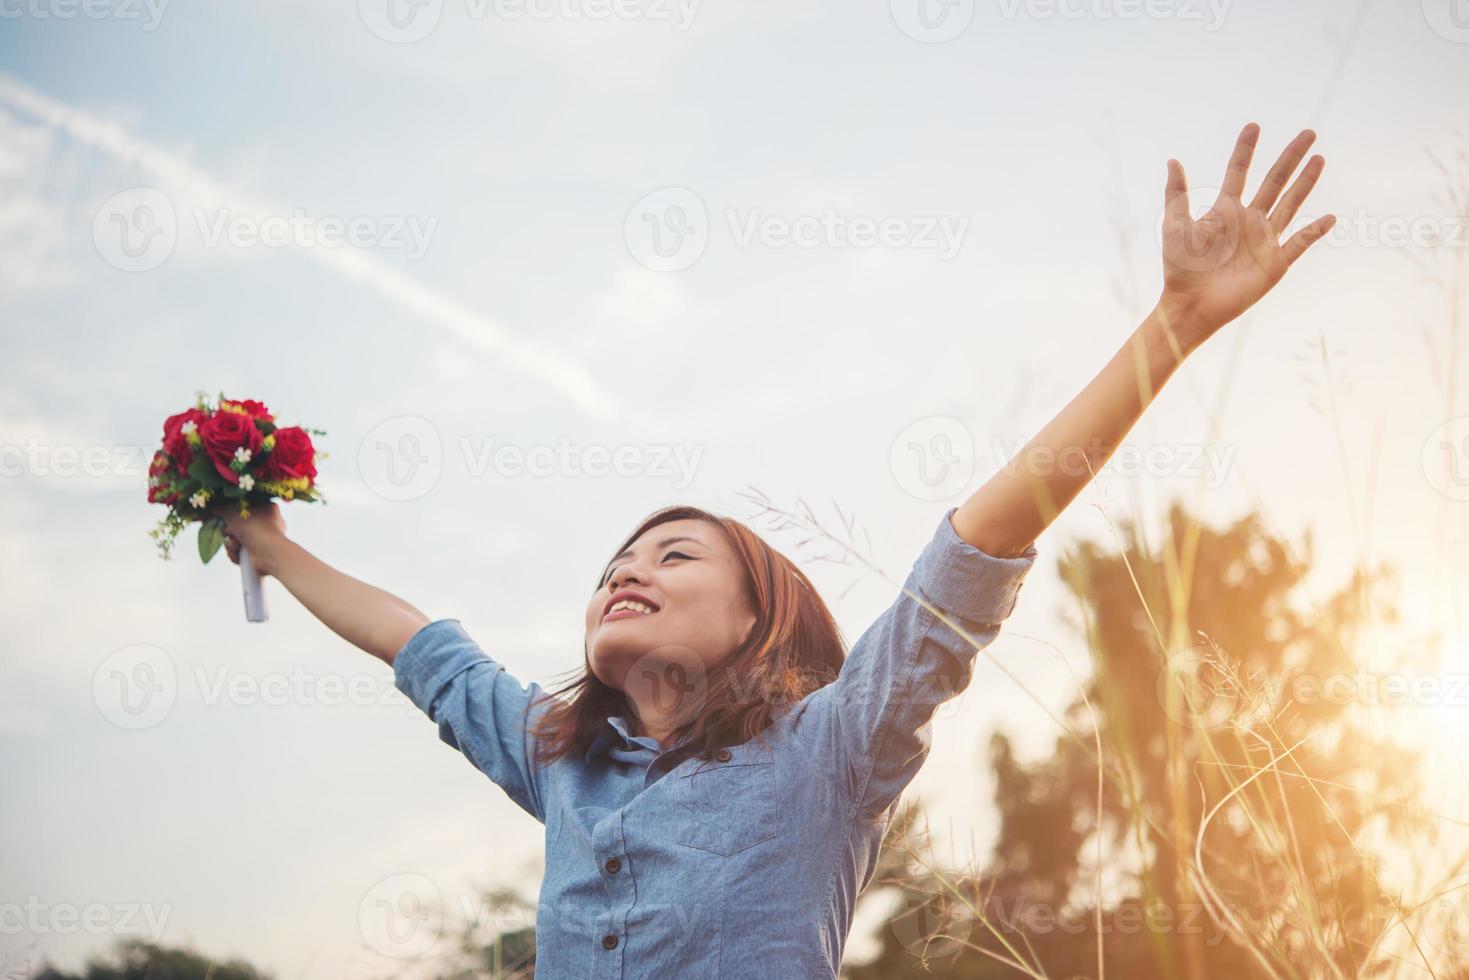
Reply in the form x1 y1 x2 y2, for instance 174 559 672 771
33 940 272 980
849 501 1454 979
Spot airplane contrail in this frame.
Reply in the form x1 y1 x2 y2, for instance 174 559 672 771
0 72 619 420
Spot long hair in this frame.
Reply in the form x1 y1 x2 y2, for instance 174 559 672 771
529 504 847 767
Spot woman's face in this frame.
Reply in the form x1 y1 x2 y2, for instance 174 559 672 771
584 518 757 697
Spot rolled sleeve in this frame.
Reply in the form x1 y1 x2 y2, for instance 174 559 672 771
912 507 1038 625
394 618 478 711
393 618 548 822
793 507 1039 816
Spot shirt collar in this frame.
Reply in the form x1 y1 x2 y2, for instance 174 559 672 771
584 714 666 763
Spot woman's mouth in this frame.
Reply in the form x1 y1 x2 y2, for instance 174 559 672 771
603 598 659 622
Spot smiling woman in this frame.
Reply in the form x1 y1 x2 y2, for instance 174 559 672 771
548 504 846 763
214 122 1338 977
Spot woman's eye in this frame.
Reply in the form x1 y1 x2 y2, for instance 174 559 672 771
600 551 693 588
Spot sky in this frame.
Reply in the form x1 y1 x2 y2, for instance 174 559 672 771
1 0 1468 976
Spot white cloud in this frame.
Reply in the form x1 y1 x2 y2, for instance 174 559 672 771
0 107 72 292
0 73 619 420
590 267 690 340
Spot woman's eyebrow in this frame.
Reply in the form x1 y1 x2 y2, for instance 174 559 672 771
603 535 705 573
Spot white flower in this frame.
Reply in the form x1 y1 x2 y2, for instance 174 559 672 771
189 491 208 508
238 474 255 491
181 421 197 435
234 447 252 464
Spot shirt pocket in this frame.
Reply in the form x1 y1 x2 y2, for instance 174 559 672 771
673 739 780 856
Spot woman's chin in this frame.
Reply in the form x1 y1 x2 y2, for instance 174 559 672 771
588 646 641 690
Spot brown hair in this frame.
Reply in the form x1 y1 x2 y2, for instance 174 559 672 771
529 504 847 767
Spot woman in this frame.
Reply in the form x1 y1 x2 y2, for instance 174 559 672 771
221 123 1335 978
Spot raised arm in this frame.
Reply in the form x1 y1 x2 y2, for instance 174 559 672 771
954 123 1337 558
218 503 429 664
219 503 548 819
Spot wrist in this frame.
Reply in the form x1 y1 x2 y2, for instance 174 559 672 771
242 533 291 576
1140 302 1208 367
1145 301 1216 362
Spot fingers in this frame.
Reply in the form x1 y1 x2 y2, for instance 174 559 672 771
1281 213 1336 266
1249 128 1317 215
225 534 241 566
1270 153 1326 237
1164 158 1191 231
1218 122 1261 202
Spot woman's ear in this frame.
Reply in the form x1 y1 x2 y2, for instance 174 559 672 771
741 606 758 645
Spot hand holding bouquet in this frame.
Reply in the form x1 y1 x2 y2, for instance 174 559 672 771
147 393 325 621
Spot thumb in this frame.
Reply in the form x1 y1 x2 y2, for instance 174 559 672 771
1164 158 1190 231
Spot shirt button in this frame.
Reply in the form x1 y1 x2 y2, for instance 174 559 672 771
604 857 621 874
602 934 619 950
716 749 732 762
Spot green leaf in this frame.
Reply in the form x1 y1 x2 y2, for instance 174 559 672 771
256 419 276 436
187 455 217 485
198 518 225 564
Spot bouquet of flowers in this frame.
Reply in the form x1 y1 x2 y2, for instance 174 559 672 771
147 392 325 621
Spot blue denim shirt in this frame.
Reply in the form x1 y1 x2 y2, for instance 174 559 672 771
394 507 1037 978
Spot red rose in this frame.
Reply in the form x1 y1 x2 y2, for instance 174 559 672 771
261 426 317 483
220 398 275 421
199 410 264 484
146 450 181 505
161 407 207 475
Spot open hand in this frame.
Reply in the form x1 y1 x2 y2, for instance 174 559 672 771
1157 123 1337 352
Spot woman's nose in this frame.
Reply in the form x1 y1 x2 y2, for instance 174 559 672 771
607 564 648 591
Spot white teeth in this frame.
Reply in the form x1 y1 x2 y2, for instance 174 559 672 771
608 599 655 616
